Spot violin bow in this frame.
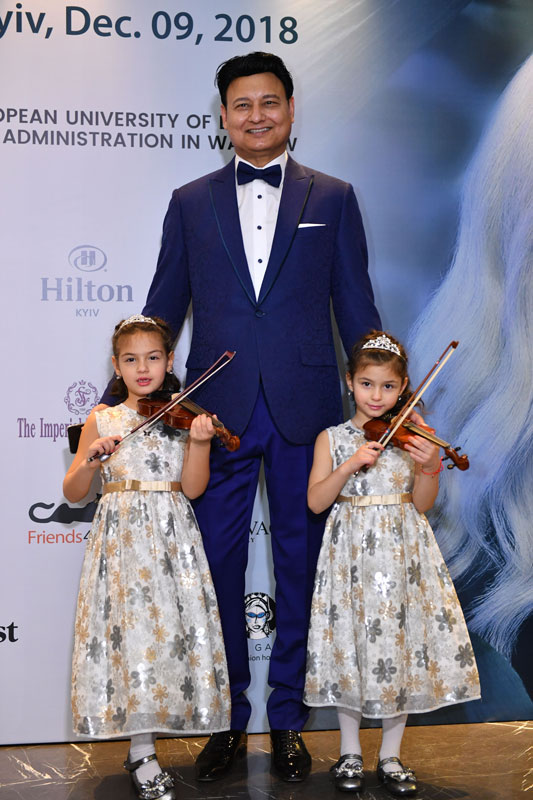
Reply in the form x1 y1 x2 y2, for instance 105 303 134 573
377 341 458 448
89 350 236 463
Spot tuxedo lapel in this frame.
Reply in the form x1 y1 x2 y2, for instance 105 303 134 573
208 159 256 306
258 158 314 304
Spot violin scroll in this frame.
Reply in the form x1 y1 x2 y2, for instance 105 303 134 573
211 426 240 452
442 446 469 471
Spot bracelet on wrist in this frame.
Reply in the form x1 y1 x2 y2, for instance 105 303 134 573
420 456 444 476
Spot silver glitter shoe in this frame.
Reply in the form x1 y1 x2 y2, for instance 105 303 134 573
330 753 365 792
377 756 417 796
124 753 176 800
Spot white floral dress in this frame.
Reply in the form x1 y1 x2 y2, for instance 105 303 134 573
71 404 230 738
304 422 481 719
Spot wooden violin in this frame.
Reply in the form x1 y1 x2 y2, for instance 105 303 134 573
88 350 237 462
353 341 470 476
363 417 469 471
137 395 240 452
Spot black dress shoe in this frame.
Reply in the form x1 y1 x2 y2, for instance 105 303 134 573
270 729 312 782
330 753 365 793
377 757 417 796
195 730 247 781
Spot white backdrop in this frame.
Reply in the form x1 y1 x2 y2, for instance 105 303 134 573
1 0 531 743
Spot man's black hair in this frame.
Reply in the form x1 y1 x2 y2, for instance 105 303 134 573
216 52 294 106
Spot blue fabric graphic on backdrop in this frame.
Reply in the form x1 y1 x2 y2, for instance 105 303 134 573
1 0 532 743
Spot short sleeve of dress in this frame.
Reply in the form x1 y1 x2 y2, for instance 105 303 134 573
326 426 335 457
94 408 105 438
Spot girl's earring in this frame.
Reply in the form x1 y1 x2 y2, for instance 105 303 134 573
347 390 354 400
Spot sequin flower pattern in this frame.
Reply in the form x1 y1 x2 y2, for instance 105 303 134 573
71 404 230 738
304 421 481 718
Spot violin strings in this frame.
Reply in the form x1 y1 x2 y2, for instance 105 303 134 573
379 343 457 449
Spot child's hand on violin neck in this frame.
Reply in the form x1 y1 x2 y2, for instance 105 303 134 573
189 413 216 443
87 436 122 466
403 434 440 470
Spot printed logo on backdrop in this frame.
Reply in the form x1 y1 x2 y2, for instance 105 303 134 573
250 519 270 543
29 495 100 524
245 592 276 639
21 377 99 543
69 244 107 272
0 623 19 644
27 493 98 545
40 245 133 316
64 379 99 415
246 592 275 663
18 379 97 444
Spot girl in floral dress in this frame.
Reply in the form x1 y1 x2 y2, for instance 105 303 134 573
64 315 230 800
304 331 480 796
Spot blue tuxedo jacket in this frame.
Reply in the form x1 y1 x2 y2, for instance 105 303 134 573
144 156 381 444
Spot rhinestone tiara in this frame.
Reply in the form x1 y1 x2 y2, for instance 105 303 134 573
117 314 158 332
361 334 402 357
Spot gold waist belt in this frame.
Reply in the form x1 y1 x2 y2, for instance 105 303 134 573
336 492 412 507
103 480 182 494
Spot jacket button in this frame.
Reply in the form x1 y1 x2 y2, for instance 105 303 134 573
255 309 266 318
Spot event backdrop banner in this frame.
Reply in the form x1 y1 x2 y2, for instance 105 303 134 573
1 0 532 743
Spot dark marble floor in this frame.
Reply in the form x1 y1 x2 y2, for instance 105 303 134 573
0 722 531 799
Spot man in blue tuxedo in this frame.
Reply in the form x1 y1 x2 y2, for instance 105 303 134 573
143 52 381 781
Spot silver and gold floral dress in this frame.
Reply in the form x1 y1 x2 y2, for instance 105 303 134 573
304 422 480 719
71 404 230 738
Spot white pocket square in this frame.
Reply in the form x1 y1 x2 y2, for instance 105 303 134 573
298 223 326 228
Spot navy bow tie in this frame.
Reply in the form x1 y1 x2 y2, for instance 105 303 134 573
237 161 282 188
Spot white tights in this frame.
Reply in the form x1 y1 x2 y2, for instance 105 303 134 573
129 732 160 784
337 708 408 771
338 708 362 755
380 714 408 763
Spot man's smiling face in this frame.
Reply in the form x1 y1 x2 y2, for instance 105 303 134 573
220 72 294 167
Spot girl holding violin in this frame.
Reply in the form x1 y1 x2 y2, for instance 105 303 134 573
64 315 230 800
304 331 480 796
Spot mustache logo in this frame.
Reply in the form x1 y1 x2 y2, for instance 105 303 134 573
29 496 100 524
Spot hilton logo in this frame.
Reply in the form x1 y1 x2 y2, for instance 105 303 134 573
69 245 107 272
40 244 133 313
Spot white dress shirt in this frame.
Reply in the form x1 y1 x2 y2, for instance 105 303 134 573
235 151 287 299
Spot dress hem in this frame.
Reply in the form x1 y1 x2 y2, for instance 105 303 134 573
72 724 230 740
304 693 482 719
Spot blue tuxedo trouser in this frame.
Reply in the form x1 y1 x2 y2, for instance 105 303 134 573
192 386 327 730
